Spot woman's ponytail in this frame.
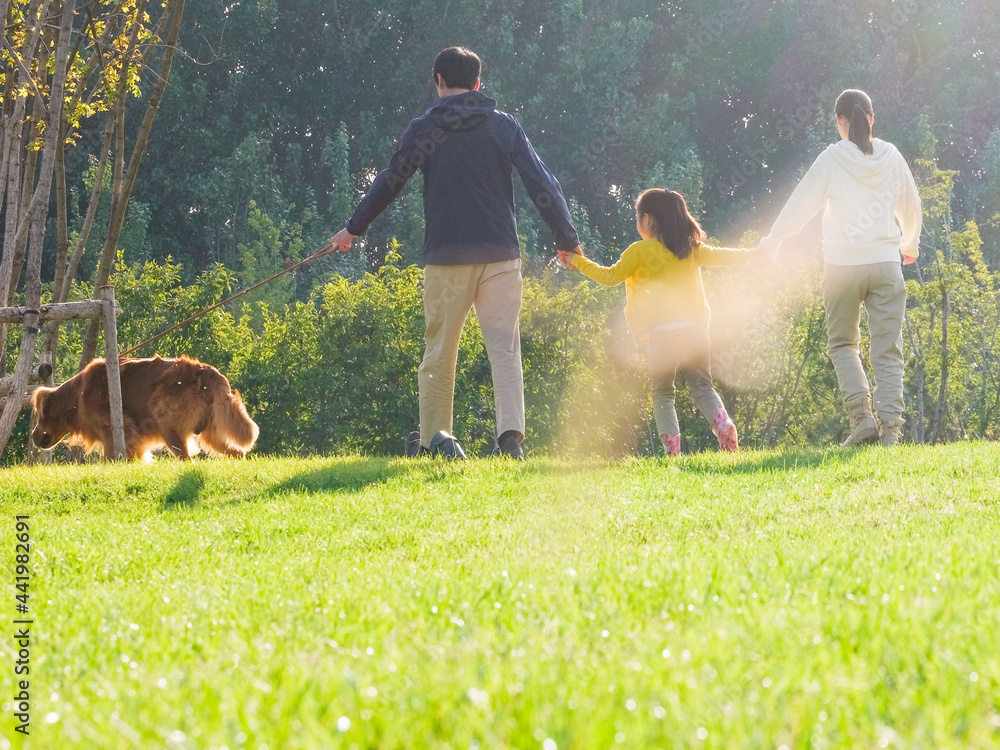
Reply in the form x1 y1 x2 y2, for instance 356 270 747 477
849 103 874 155
835 89 875 155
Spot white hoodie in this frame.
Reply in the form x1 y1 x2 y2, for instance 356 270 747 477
763 138 922 266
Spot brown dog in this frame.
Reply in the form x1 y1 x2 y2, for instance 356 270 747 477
31 355 259 461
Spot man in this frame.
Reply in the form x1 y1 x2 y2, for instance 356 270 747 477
330 46 581 459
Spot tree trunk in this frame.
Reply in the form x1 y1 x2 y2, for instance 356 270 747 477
81 0 187 365
904 310 925 444
931 286 949 443
0 0 76 459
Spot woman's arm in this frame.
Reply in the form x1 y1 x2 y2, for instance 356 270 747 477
760 150 831 247
896 151 922 263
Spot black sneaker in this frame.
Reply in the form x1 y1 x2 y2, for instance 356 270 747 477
429 431 467 460
495 430 525 459
404 430 424 458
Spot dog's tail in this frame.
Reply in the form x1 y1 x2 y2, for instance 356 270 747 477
197 367 259 457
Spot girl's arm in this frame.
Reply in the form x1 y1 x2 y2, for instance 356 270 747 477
570 244 641 286
695 243 754 267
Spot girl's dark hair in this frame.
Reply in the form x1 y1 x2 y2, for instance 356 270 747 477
635 188 705 260
432 47 481 90
835 89 874 155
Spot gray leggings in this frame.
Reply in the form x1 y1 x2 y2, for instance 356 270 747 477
646 323 725 437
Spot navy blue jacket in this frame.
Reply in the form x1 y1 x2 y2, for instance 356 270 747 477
345 91 579 265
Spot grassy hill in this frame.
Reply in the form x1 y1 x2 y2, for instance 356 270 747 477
2 444 999 749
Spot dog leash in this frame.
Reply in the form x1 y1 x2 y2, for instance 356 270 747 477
119 241 338 358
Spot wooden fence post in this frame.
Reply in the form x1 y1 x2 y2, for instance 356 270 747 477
97 285 126 460
0 298 118 461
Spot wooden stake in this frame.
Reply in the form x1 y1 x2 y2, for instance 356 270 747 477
97 285 126 460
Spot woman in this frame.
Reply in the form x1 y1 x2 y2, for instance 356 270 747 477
759 89 922 447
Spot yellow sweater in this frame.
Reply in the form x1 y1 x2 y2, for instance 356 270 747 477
571 238 751 340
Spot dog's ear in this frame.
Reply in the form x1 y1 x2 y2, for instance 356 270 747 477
164 358 199 387
31 387 54 420
196 363 231 393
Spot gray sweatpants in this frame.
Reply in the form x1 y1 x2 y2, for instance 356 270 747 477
822 262 907 426
646 323 725 437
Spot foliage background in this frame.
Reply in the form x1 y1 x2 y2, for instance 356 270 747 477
4 0 1000 461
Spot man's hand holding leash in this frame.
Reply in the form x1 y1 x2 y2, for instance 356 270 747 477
330 228 356 252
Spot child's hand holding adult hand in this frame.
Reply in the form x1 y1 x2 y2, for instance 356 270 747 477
558 245 583 269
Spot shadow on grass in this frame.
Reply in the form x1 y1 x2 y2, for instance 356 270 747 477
162 468 208 510
677 446 877 476
264 457 410 498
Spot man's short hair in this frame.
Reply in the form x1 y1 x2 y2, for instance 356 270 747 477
432 47 481 90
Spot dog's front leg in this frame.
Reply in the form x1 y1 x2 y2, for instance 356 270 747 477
163 430 191 460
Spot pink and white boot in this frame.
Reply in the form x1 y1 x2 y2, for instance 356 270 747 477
710 408 739 452
660 434 681 456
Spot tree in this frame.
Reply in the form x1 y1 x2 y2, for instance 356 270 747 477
0 0 188 458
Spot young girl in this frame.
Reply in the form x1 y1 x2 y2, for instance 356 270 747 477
758 89 921 447
560 188 752 455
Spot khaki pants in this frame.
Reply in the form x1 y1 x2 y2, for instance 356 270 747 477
419 259 524 448
822 262 907 425
647 323 725 437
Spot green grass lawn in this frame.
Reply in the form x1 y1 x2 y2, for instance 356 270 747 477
1 444 999 749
